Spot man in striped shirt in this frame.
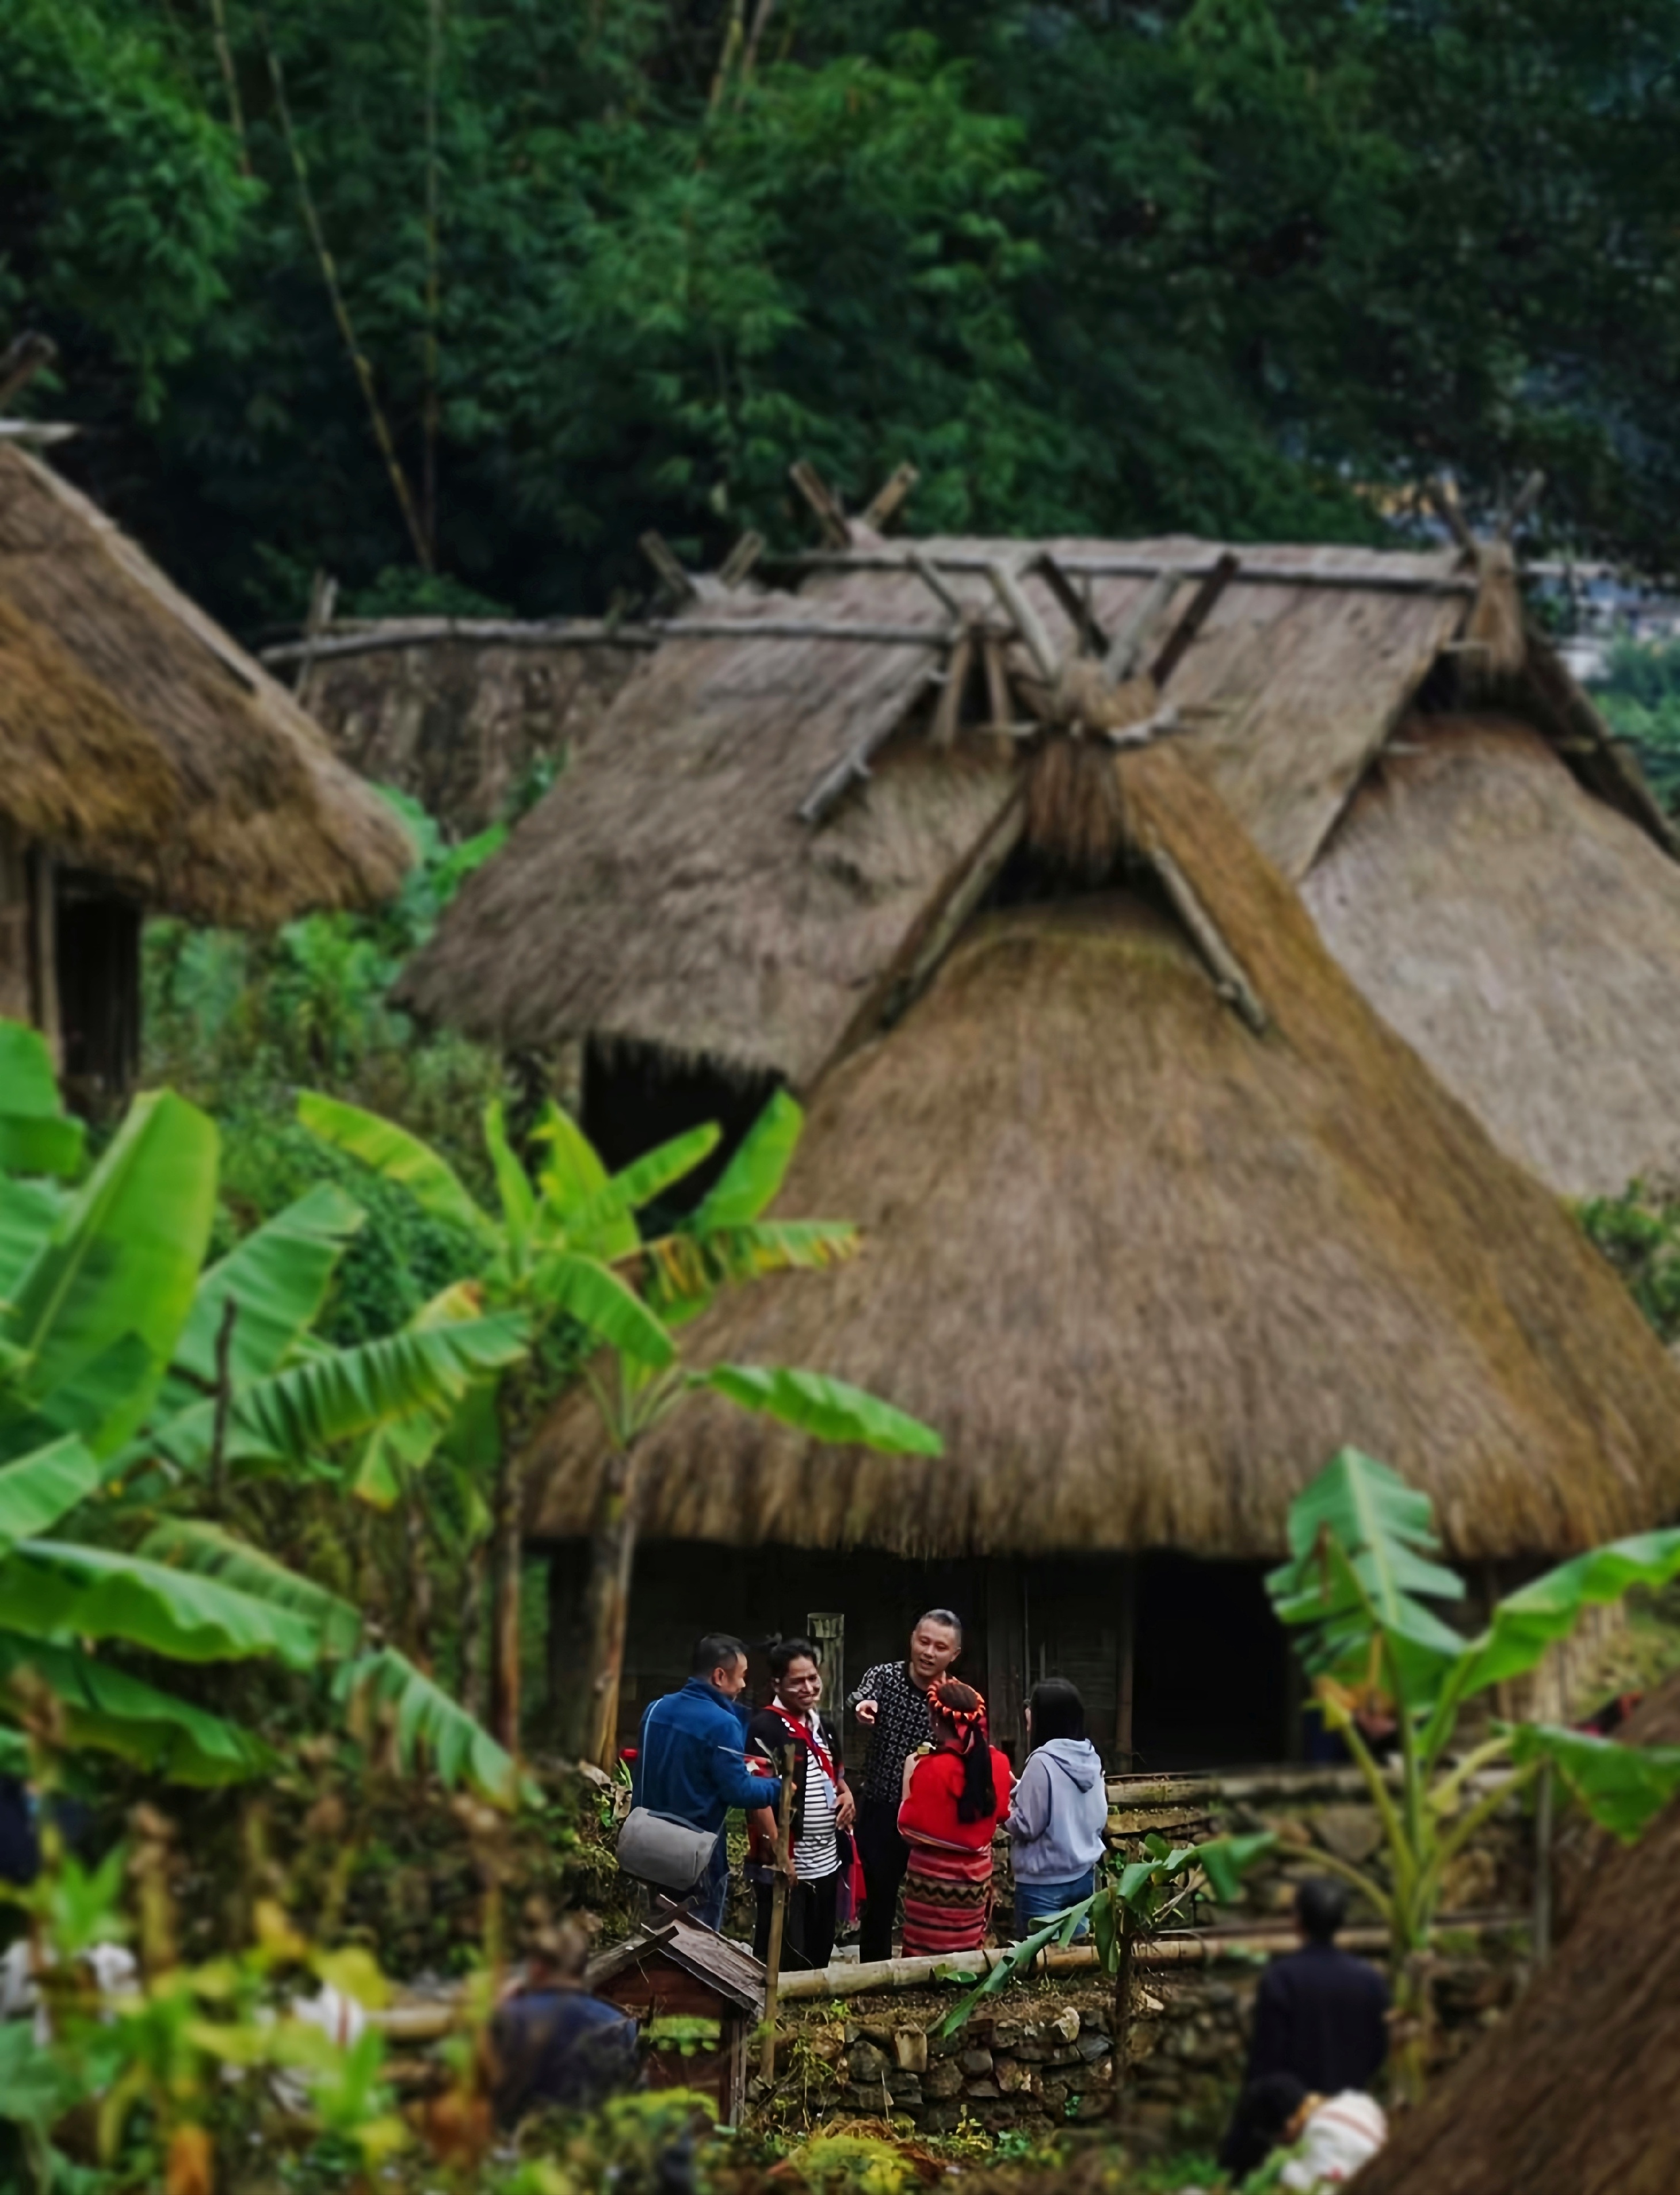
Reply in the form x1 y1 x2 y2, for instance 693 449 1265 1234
846 1610 964 1964
747 1638 854 1971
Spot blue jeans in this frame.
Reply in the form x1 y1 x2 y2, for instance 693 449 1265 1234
1014 1869 1095 1941
691 1832 730 1933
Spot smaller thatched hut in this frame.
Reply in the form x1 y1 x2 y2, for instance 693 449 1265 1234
1355 1668 1680 2195
0 445 410 1089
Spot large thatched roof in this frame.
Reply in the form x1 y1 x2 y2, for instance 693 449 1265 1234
528 749 1680 1561
402 528 1680 1196
0 446 411 923
1304 711 1680 1197
1356 1668 1680 2195
398 539 1485 1075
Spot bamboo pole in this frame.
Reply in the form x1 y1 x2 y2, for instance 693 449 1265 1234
759 1746 796 2080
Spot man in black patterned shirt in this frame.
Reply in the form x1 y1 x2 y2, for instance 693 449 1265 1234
846 1610 964 1964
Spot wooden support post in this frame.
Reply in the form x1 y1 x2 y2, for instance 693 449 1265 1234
929 631 973 749
984 560 1060 681
907 550 966 620
1148 550 1239 688
1035 551 1109 658
759 1746 796 2082
719 531 765 588
0 331 56 411
294 569 339 707
29 850 61 1071
1114 1556 1136 1767
1503 470 1547 541
1430 475 1477 555
982 634 1015 729
1148 840 1268 1034
788 459 853 548
1533 1763 1555 1966
1104 571 1181 683
639 531 698 604
862 462 919 532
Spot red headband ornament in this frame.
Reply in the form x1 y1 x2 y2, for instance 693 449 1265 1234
928 1684 988 1750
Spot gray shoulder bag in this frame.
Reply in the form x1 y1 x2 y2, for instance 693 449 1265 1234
615 1807 720 1894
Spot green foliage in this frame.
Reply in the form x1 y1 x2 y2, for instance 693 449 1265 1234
1580 1182 1680 1344
1265 1446 1680 2096
0 1019 522 1805
1590 637 1680 813
13 1 1680 618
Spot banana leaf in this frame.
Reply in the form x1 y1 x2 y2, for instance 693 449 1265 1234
3 1091 219 1455
701 1365 942 1454
692 1091 803 1229
0 1021 85 1182
0 1176 66 1305
163 1184 365 1408
0 1434 102 1554
532 1252 674 1367
483 1100 537 1267
0 1633 273 1784
153 1312 529 1473
3 1541 323 1668
135 1520 364 1657
335 1648 532 1807
1511 1723 1680 1842
297 1091 494 1243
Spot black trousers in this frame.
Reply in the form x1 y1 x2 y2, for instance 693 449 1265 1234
854 1795 910 1966
753 1868 839 1972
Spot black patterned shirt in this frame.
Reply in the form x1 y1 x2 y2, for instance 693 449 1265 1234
846 1661 935 1804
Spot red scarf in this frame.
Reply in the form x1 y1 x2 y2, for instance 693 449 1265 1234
766 1704 836 1786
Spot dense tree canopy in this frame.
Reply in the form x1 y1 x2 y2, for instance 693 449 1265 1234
7 0 1680 628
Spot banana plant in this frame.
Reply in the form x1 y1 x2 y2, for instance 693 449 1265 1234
1267 1447 1680 2099
299 1087 942 1761
0 1022 526 1805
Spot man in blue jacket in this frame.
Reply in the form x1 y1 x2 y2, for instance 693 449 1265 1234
636 1633 781 1933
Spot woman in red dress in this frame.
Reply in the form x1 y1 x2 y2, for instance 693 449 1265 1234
896 1679 1013 1957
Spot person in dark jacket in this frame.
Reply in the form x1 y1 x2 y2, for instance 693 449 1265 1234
635 1634 782 1933
1220 1878 1389 2178
488 1923 640 2126
746 1638 855 1973
845 1610 963 1964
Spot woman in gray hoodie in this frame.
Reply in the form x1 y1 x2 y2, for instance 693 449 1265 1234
1006 1678 1110 1939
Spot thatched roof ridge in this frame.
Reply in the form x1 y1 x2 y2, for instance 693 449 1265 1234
1305 712 1680 1196
398 535 1482 1075
528 749 1680 1561
1356 1669 1680 2195
0 447 411 923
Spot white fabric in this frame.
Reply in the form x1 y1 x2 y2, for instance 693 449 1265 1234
1280 2091 1388 2189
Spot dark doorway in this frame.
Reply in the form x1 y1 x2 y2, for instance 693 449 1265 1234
581 1040 778 1220
1130 1554 1292 1770
56 875 142 1101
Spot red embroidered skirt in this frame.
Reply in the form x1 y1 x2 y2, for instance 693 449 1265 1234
900 1842 994 1957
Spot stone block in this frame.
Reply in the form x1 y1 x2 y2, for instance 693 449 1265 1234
959 2047 994 2078
894 2029 929 2074
1076 2031 1112 2062
923 2060 964 2100
1040 2082 1068 2112
1011 2040 1053 2062
991 2020 1022 2048
922 2105 965 2134
1079 2010 1112 2036
847 2041 891 2079
1051 2006 1082 2042
964 2079 1001 2101
889 2076 923 2105
994 2057 1032 2094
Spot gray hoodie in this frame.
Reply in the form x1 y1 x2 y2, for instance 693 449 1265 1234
1005 1737 1108 1881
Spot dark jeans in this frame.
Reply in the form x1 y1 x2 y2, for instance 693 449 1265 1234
753 1868 839 1972
855 1795 910 1965
691 1832 730 1933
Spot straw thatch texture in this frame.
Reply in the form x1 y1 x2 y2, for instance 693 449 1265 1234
398 580 1018 1075
1303 714 1680 1198
528 750 1680 1560
0 447 410 923
1357 1674 1680 2195
399 539 1468 1073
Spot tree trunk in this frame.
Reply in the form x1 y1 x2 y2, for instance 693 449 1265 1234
488 1432 523 1752
460 1539 488 1725
562 1447 642 1769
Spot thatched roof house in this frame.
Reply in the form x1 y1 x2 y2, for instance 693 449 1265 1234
403 530 1680 1759
1356 1670 1680 2195
403 533 1680 1196
0 445 410 1086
